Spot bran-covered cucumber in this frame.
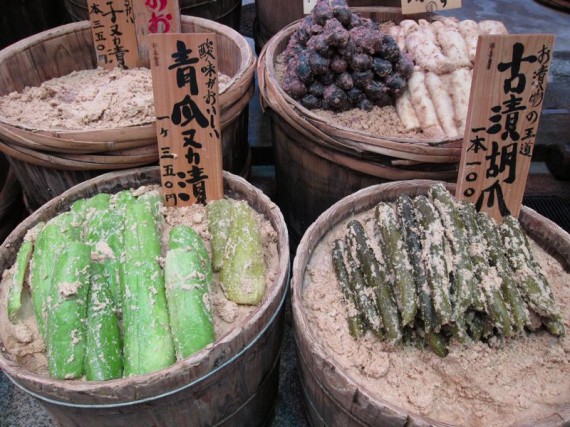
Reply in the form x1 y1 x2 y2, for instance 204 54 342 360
346 219 401 341
429 183 477 316
414 195 453 327
7 240 34 323
165 225 215 359
220 201 266 305
84 270 123 381
122 199 175 376
47 242 91 380
331 239 366 338
374 202 417 327
29 213 80 339
396 195 438 334
206 198 233 272
84 202 124 381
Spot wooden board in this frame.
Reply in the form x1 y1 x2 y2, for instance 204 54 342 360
132 0 181 67
401 0 461 15
149 33 223 207
86 0 140 69
457 34 556 221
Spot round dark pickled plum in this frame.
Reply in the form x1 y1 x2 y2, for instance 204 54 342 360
312 1 333 26
352 70 374 89
350 53 373 71
365 80 387 101
336 72 354 91
372 58 392 79
309 81 325 97
358 98 374 111
347 87 365 105
308 51 330 75
385 75 406 95
301 94 322 109
283 76 307 99
322 19 350 48
332 5 352 27
330 55 348 73
323 84 349 111
296 54 313 83
319 70 336 86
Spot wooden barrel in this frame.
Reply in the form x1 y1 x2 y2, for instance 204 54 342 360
0 166 290 427
254 0 401 53
291 180 570 427
258 7 461 246
0 0 66 50
0 16 255 210
64 0 242 31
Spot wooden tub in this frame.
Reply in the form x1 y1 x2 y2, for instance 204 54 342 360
0 166 290 426
0 16 255 210
257 8 463 246
291 180 570 427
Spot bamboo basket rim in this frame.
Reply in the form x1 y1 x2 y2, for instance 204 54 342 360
0 16 256 153
0 139 153 171
291 179 570 427
257 8 464 165
0 166 290 406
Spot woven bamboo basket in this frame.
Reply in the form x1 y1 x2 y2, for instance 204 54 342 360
65 0 243 32
0 166 290 427
291 180 570 427
253 0 400 53
0 16 255 209
258 7 462 245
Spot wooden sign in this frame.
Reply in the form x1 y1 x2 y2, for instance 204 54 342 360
457 34 555 221
133 0 181 67
402 0 462 15
86 0 140 69
149 33 223 207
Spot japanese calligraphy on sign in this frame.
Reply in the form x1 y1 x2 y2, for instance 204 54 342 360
401 0 461 15
149 33 223 207
87 0 140 69
457 34 555 221
133 0 180 67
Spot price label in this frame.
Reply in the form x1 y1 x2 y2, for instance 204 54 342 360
456 34 555 221
132 0 181 67
149 33 224 207
401 0 462 15
87 0 140 69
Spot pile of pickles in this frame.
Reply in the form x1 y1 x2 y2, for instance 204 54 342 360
331 184 565 356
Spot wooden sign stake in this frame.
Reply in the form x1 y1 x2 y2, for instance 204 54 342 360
401 0 462 15
132 0 181 68
149 33 224 207
86 0 141 69
456 34 555 221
